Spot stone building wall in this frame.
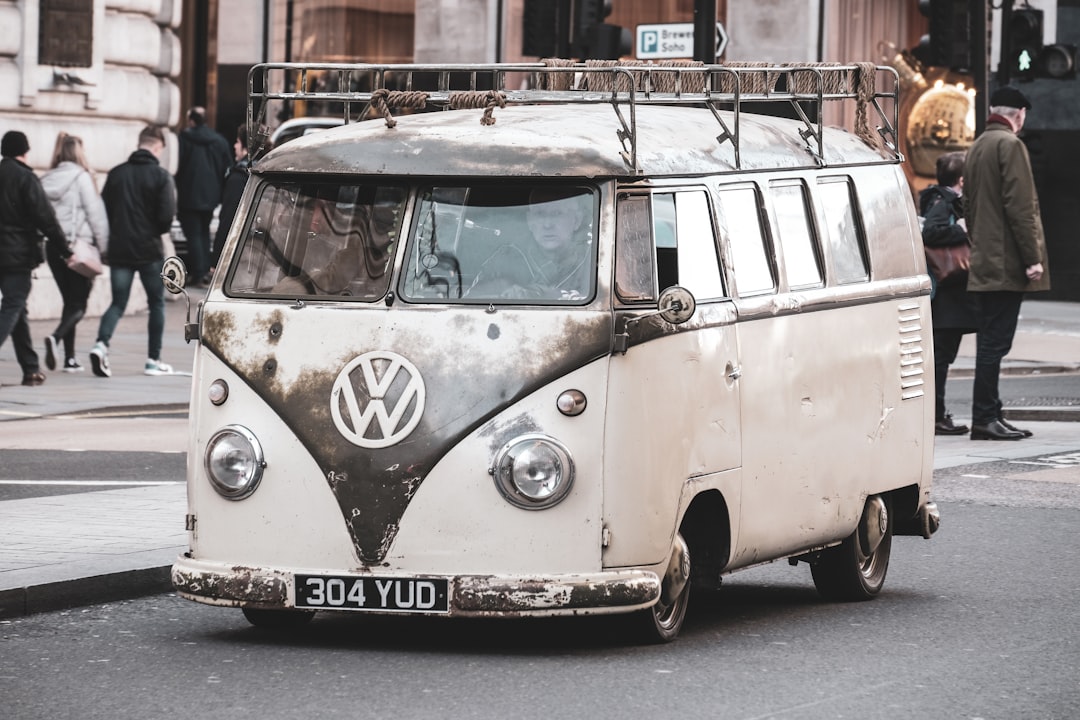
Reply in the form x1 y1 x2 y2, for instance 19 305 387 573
0 0 183 321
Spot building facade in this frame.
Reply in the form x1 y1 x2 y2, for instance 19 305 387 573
3 0 1076 320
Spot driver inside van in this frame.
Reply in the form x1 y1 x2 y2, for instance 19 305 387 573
464 188 592 301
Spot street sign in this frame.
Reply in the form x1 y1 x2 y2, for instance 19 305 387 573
715 22 728 58
636 22 728 60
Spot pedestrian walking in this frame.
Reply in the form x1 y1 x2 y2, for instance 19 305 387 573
210 123 251 278
0 130 70 387
919 151 978 436
963 86 1050 441
40 132 110 373
175 106 230 287
89 125 177 378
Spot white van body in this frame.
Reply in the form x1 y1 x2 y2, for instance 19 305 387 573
170 61 939 642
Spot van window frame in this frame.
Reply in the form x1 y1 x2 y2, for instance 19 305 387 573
714 181 777 298
815 175 871 286
767 178 825 291
614 186 726 305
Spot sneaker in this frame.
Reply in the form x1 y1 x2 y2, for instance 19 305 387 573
44 335 57 371
144 358 174 376
63 358 85 373
89 341 111 378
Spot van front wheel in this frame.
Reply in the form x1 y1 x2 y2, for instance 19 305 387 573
811 495 893 601
628 534 690 643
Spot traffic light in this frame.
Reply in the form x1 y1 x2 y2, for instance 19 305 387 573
1037 43 1077 79
1007 7 1043 79
522 0 561 57
913 0 971 71
573 0 631 60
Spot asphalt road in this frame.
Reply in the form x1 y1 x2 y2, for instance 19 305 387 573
1 498 1077 719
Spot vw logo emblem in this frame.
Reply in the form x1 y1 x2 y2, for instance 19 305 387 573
331 351 426 448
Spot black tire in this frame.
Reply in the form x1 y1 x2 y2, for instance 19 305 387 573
627 535 691 643
811 495 893 602
241 607 316 629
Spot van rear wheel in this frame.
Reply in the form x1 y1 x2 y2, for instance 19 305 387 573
628 534 690 643
242 607 316 629
811 495 893 601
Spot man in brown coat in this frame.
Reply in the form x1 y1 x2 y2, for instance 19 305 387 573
962 86 1050 441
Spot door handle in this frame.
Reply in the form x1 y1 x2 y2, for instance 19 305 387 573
727 365 741 381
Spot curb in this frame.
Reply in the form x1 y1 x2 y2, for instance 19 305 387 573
1004 407 1080 422
0 566 173 620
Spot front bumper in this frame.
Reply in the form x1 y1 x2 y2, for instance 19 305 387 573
171 554 661 617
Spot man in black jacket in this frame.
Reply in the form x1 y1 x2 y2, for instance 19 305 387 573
89 125 177 378
0 130 70 386
175 106 230 287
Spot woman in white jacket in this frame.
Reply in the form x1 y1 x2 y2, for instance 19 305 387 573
40 133 109 372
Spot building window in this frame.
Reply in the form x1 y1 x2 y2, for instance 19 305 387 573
39 0 93 68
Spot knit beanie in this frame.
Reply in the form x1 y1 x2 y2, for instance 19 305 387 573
1 131 30 158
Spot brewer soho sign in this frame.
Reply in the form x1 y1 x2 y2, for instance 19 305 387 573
636 22 729 60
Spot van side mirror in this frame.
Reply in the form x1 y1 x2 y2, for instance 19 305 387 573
160 256 200 343
614 286 697 354
162 256 187 294
657 285 696 324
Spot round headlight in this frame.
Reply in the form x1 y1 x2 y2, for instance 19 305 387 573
491 434 574 510
204 425 265 500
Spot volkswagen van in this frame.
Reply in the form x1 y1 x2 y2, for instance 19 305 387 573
169 60 940 642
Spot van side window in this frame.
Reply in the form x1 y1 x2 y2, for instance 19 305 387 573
226 182 406 300
816 177 869 284
614 195 656 302
716 185 774 296
615 190 724 303
770 181 823 289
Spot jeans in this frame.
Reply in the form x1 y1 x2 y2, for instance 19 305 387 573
96 260 166 361
178 208 213 283
47 252 94 361
0 270 39 374
932 327 964 423
971 291 1024 426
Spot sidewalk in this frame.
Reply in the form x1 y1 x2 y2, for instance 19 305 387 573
1 298 1077 619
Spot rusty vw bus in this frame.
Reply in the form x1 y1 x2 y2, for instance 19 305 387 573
168 60 939 642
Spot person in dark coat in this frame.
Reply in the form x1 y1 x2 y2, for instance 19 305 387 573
919 151 978 436
963 86 1050 441
0 130 70 386
210 123 251 277
89 125 177 378
175 106 231 287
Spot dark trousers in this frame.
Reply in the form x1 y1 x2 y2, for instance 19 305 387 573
972 291 1024 425
178 208 213 282
0 270 40 375
932 327 964 422
46 252 94 362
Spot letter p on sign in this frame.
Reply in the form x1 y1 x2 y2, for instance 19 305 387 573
641 30 659 55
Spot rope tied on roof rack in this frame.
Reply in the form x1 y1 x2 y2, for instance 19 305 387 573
370 88 429 128
448 90 507 125
538 58 576 90
851 62 884 152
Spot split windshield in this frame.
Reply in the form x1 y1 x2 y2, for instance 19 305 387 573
226 181 597 305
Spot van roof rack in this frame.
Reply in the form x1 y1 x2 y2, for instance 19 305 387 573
247 61 901 172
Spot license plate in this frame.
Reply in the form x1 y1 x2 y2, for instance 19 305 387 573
294 574 449 613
